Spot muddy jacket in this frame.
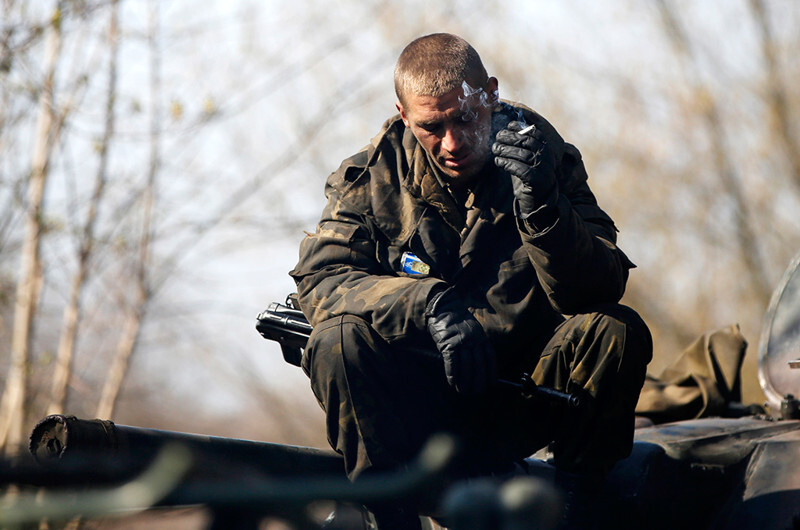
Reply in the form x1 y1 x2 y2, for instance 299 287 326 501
290 103 633 371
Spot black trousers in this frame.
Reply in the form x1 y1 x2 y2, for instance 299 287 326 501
302 304 652 480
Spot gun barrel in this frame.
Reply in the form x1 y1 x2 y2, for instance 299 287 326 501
29 415 343 486
499 377 582 409
23 415 457 521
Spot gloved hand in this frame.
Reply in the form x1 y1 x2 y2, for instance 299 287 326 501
492 122 558 218
425 288 497 394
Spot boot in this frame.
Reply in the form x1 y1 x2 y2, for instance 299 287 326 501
554 469 604 530
368 503 423 530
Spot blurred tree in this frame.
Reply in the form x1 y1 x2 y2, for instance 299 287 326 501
0 0 63 455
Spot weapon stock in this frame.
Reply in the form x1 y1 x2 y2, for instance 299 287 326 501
256 297 311 367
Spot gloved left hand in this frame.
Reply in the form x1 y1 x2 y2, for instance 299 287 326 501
425 288 497 394
492 122 558 218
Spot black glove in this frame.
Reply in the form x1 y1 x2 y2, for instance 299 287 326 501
425 288 497 394
492 122 558 219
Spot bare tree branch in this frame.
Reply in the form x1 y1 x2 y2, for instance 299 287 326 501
96 0 160 420
148 50 393 297
49 0 119 416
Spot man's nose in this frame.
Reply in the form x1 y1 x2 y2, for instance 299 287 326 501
441 126 464 153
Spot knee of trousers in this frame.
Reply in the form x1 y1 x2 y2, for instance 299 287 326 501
594 303 652 354
587 303 654 391
301 314 386 386
557 303 653 393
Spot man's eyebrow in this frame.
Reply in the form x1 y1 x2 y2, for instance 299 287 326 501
416 119 442 128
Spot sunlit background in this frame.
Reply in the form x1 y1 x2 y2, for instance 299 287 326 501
2 0 799 457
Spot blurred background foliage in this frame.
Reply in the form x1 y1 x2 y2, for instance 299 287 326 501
1 0 799 454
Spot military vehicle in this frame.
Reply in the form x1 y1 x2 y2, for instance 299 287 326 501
4 249 800 529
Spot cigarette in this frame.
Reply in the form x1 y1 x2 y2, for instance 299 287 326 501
518 124 536 135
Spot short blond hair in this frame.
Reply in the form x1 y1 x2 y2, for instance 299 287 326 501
394 33 488 106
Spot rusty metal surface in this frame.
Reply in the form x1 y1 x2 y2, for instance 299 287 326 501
711 427 800 529
603 417 800 529
632 416 800 465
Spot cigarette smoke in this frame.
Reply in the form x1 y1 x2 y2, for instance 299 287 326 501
459 81 492 122
458 80 529 148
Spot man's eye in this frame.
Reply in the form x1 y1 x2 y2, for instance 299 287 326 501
421 123 441 133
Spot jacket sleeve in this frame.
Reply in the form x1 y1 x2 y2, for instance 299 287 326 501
289 177 445 344
520 143 635 315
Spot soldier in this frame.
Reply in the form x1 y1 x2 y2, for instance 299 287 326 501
290 33 652 528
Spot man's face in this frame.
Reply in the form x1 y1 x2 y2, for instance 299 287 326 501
397 77 498 189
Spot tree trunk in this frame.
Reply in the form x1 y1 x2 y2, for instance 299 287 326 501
96 303 144 419
0 3 63 454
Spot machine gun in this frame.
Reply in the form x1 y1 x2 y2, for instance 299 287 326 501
256 294 582 409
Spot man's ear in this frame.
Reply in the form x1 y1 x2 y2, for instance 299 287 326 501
487 77 499 102
396 100 410 127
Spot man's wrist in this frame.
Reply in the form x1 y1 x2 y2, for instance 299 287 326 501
516 184 560 233
425 284 450 319
517 204 559 235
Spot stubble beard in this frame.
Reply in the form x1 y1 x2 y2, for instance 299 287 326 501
436 118 493 187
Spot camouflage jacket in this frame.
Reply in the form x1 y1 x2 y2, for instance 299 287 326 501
290 103 633 370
